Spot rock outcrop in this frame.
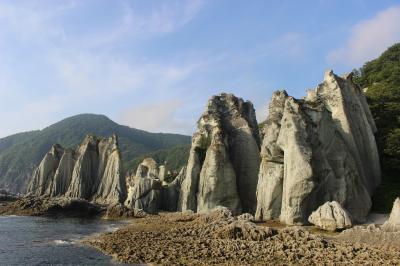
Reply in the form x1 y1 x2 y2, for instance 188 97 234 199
27 144 65 197
308 201 352 231
124 158 164 213
27 135 126 205
382 198 400 232
179 93 261 215
161 166 187 211
0 196 102 217
255 70 381 224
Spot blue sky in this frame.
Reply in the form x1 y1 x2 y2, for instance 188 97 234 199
1 0 400 137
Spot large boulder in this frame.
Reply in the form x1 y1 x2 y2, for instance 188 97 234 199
255 70 380 224
382 198 400 232
27 135 126 205
179 93 261 215
308 201 352 231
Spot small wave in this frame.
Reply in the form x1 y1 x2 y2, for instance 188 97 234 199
53 239 74 245
0 215 19 218
105 224 120 232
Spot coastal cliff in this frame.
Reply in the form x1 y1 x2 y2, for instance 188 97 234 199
27 134 126 205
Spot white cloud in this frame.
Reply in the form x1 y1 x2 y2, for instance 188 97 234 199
0 1 74 44
274 32 306 57
0 1 207 137
250 32 307 63
119 100 194 134
80 0 206 47
328 5 400 66
48 49 200 100
146 0 205 33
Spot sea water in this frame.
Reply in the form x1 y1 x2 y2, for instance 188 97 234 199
0 215 125 265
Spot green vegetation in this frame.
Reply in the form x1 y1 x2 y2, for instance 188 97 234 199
353 43 400 212
0 114 190 193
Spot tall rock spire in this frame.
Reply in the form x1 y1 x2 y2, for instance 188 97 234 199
179 93 261 214
27 134 126 205
255 70 381 224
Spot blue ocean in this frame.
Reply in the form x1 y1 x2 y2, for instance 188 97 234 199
0 215 125 265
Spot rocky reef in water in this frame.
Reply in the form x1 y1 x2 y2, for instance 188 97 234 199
0 196 102 217
26 134 126 205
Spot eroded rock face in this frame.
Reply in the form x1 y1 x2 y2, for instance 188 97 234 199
124 158 165 213
382 198 400 232
27 144 65 197
161 166 187 212
256 70 380 224
308 201 352 231
51 149 75 197
27 135 126 205
179 93 261 215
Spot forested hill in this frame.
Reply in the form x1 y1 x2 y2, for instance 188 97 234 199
353 43 400 212
0 114 191 193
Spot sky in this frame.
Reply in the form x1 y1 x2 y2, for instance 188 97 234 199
0 0 400 138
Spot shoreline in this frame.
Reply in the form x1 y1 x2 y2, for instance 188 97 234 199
0 214 129 265
3 197 400 265
83 209 400 265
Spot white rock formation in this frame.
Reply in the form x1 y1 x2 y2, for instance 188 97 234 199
27 134 126 205
179 93 261 215
159 164 167 182
27 144 64 197
124 158 165 213
308 201 353 231
382 198 400 232
51 149 75 197
255 70 381 224
161 166 187 211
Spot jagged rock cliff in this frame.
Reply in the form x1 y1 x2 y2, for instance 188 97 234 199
124 158 163 213
27 135 126 205
161 166 187 211
255 70 380 224
27 144 65 197
179 93 261 214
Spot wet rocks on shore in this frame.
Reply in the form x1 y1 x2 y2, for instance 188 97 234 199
84 208 400 265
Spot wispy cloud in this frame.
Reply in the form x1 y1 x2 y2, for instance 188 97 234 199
0 1 75 43
119 100 194 134
145 0 205 34
80 0 206 47
327 5 400 66
256 32 307 60
0 0 207 137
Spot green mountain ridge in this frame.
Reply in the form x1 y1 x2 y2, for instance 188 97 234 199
0 114 191 193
